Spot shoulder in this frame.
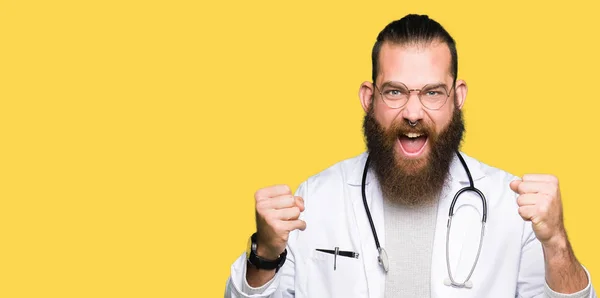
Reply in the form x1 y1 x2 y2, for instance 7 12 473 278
459 152 527 226
454 152 522 216
459 151 520 188
295 152 367 196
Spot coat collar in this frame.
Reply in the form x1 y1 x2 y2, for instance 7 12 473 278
346 150 485 187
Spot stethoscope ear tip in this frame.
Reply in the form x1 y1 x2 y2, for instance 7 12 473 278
443 278 452 286
465 280 473 288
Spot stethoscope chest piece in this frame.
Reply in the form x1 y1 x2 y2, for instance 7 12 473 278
378 247 389 272
444 277 473 288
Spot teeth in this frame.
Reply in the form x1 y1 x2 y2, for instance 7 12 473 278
405 133 423 138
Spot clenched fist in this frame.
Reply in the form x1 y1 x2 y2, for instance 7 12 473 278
510 174 566 246
254 185 306 260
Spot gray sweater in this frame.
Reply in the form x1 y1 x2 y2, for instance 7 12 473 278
383 197 439 298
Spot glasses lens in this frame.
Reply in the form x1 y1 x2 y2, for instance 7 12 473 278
420 85 449 109
381 83 409 108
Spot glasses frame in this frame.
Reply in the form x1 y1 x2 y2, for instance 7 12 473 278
374 81 455 110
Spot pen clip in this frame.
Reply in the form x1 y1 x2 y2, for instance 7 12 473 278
334 247 339 270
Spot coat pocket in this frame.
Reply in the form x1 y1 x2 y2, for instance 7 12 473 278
306 249 368 298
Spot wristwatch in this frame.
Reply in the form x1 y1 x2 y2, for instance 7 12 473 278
246 232 287 272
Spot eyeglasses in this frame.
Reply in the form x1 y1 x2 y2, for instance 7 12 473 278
374 81 454 110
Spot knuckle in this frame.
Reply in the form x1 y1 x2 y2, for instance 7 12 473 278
285 195 295 205
274 184 291 195
542 194 555 205
516 196 524 206
254 189 265 201
275 196 291 209
256 200 268 212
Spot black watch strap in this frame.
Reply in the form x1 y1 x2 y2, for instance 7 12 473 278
248 233 287 272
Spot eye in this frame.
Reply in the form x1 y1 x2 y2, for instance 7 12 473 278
384 89 405 97
426 90 442 96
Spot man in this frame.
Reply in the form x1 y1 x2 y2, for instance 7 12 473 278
224 14 596 297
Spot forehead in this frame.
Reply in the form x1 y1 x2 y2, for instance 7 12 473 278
377 41 452 87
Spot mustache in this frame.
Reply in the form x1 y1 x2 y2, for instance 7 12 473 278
387 119 435 137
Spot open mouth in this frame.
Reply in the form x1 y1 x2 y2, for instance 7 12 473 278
397 132 428 157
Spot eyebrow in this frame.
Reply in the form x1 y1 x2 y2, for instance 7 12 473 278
421 83 447 90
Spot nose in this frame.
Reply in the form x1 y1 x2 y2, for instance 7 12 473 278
400 92 424 124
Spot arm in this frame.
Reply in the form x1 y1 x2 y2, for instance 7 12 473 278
224 245 297 298
224 182 307 298
511 176 596 297
516 222 595 298
542 236 588 294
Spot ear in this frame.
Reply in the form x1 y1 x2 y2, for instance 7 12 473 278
454 79 467 110
359 81 375 113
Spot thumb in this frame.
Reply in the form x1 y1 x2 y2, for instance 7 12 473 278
295 196 305 212
509 179 521 194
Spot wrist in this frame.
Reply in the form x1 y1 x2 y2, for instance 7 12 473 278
246 233 287 273
541 234 583 276
256 245 282 261
542 234 569 258
255 233 283 260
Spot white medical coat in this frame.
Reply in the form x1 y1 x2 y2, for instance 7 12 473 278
225 152 595 297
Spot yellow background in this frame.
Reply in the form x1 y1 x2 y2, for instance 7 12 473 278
1 0 599 297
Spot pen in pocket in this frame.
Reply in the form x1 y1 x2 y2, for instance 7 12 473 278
315 247 359 270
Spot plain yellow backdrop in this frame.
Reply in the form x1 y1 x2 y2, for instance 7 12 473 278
1 0 599 297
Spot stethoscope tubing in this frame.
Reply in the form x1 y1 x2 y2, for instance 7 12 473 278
361 150 488 288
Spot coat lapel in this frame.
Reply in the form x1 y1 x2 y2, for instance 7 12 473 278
347 153 386 298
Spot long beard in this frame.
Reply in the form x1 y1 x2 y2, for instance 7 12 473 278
362 102 465 206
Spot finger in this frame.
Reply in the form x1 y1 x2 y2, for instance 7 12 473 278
258 195 295 210
283 219 307 231
522 174 558 184
516 193 540 206
518 205 537 221
510 180 521 193
513 181 550 195
273 207 302 221
518 181 558 196
255 185 292 199
295 196 305 212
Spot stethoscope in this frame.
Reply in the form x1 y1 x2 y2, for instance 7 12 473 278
361 150 487 289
